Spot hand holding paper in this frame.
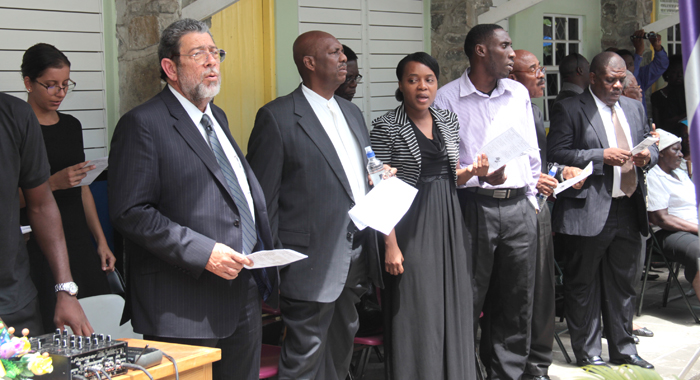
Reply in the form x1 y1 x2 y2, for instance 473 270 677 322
478 127 538 171
75 157 109 187
348 177 418 235
554 162 593 196
630 136 659 156
244 249 308 269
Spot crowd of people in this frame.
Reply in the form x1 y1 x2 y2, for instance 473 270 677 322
1 16 696 380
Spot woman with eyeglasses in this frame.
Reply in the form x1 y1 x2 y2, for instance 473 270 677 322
20 43 115 333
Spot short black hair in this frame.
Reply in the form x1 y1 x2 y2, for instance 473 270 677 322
21 43 71 81
590 51 624 76
616 49 634 60
394 52 440 102
662 54 684 81
559 53 587 78
342 44 358 62
463 24 504 61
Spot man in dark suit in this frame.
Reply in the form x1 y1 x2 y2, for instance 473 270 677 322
247 31 385 380
547 52 658 369
109 19 276 380
554 53 590 105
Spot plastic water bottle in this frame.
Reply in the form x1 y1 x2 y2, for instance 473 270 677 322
537 167 558 211
365 146 385 186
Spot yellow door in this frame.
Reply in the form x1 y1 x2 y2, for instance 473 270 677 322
210 0 275 154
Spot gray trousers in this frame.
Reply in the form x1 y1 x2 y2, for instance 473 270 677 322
458 190 538 380
278 248 368 380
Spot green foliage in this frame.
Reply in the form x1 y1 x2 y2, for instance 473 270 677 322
571 364 678 380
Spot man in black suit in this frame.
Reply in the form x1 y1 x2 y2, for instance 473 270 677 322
547 52 658 369
554 53 590 105
247 31 385 380
109 19 276 380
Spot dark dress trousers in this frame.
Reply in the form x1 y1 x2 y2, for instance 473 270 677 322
247 85 383 380
547 90 658 361
109 87 277 380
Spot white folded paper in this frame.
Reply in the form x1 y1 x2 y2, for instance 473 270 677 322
553 161 593 196
244 249 308 269
75 157 109 187
348 176 418 235
21 225 32 234
478 127 538 171
630 136 659 155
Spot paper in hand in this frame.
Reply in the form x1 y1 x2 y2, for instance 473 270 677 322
21 226 32 234
244 249 308 269
348 176 418 235
75 157 109 187
630 137 659 155
553 161 593 196
478 127 538 171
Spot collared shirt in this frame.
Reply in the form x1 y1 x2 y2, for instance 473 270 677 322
301 84 367 202
647 165 698 225
168 85 255 221
433 69 541 209
589 89 634 198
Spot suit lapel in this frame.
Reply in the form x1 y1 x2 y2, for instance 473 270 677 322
619 97 643 145
395 104 421 166
160 88 235 203
293 87 355 200
581 91 610 148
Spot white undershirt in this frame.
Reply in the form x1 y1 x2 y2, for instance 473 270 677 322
301 84 367 202
168 85 255 221
590 89 634 198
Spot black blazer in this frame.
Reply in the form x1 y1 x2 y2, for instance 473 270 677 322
108 87 278 338
547 90 658 237
370 104 460 187
247 85 383 303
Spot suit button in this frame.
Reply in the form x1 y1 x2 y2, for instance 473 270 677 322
347 232 353 242
234 220 240 227
350 202 355 208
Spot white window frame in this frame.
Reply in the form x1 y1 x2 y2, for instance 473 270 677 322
666 23 682 56
542 14 582 123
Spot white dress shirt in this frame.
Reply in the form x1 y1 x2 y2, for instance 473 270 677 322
301 84 368 202
589 89 634 198
433 69 541 209
647 165 698 225
168 85 255 221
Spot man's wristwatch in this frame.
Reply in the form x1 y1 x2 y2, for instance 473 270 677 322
55 282 79 296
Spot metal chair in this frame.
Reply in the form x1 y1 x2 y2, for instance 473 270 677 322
637 230 700 323
259 344 281 379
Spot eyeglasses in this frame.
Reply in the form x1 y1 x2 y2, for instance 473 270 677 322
511 66 546 76
35 79 76 95
345 74 363 84
173 49 226 65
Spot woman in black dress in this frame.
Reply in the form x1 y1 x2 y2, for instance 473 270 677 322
370 52 487 379
20 43 115 332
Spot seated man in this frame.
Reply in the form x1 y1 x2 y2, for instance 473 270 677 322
647 129 700 304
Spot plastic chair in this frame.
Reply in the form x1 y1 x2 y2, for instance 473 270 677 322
637 231 700 323
77 294 142 339
259 344 281 379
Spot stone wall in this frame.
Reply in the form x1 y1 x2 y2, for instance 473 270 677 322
600 0 654 51
431 0 493 86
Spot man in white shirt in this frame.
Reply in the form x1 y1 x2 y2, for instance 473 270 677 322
433 24 541 380
247 31 387 380
547 52 657 370
109 18 277 380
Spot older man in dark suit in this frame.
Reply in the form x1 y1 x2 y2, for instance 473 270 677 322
247 31 385 380
547 52 658 369
109 19 276 380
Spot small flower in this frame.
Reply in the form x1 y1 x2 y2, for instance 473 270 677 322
26 353 53 376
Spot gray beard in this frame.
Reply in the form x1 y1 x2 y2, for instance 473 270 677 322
178 68 221 104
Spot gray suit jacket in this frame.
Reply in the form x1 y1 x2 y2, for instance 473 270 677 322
247 85 383 303
547 90 658 237
109 87 277 338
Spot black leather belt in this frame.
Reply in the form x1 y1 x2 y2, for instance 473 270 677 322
464 186 527 199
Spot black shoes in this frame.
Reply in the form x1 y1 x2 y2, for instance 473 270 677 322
633 335 640 344
609 355 655 369
530 376 551 380
577 356 610 367
633 326 654 337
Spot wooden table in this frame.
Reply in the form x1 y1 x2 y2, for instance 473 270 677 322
115 339 221 380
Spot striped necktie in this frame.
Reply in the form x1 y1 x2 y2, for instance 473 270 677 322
610 106 637 197
201 114 257 255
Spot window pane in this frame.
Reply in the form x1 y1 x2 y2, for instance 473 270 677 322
543 43 553 66
668 43 674 55
569 43 579 54
556 17 566 40
667 26 674 40
547 74 558 96
676 44 682 56
544 17 553 39
555 43 566 65
546 99 556 121
676 24 682 41
568 18 579 40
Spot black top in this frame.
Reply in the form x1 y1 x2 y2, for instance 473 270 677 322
0 93 50 314
41 113 85 201
533 104 547 174
410 117 450 177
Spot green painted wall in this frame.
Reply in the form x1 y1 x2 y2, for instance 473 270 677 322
103 0 119 146
508 0 601 110
274 0 300 96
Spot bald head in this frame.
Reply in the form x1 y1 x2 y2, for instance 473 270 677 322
589 52 626 106
513 50 536 71
292 30 347 99
590 51 625 76
510 50 545 99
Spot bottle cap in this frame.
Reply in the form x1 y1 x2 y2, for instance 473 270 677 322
364 146 375 158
